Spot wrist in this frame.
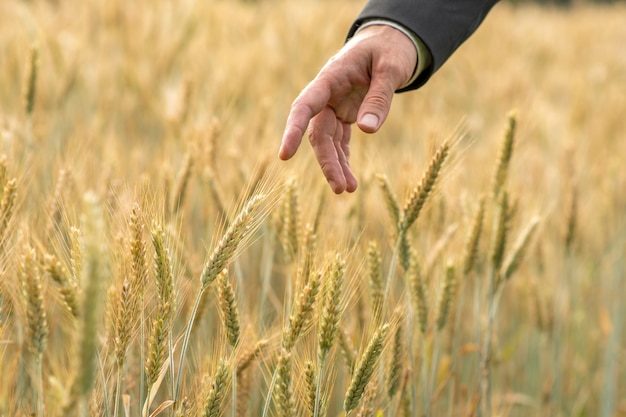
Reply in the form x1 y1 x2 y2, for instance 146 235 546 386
353 20 432 91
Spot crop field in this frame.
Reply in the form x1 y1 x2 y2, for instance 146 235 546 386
0 0 625 416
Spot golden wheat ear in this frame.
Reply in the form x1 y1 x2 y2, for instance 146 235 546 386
282 270 321 351
274 349 296 417
202 359 231 417
399 141 449 234
217 269 241 349
200 194 266 289
317 254 345 362
343 323 389 415
491 111 517 200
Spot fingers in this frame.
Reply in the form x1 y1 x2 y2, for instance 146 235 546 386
279 81 331 160
336 122 357 192
309 107 356 194
356 70 396 134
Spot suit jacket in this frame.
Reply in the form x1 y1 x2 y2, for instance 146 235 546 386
347 0 499 91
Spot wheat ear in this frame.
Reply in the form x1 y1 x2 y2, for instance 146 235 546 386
408 253 428 334
281 178 300 262
300 223 317 284
436 263 457 331
386 322 403 398
344 323 390 415
237 339 268 376
202 359 231 417
491 111 517 199
0 178 17 246
338 329 356 373
217 269 240 349
65 193 106 415
23 43 38 117
313 255 345 417
367 241 384 324
145 224 176 389
399 141 449 234
274 349 296 417
45 254 79 318
563 183 577 255
304 360 317 417
490 190 510 282
356 383 377 417
21 245 48 417
376 174 400 227
462 197 486 276
283 271 321 351
200 194 265 289
502 216 540 281
171 153 193 216
318 255 345 361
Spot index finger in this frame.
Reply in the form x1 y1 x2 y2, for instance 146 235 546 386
278 80 331 160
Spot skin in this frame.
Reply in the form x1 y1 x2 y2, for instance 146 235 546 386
278 24 417 194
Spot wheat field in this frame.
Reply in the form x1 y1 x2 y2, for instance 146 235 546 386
0 0 625 416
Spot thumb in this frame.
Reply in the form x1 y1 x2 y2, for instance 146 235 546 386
356 74 395 133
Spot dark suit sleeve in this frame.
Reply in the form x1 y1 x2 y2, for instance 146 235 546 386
347 0 499 91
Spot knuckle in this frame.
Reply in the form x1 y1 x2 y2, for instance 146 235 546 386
365 92 391 111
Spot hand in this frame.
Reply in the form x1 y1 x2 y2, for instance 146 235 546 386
278 24 417 193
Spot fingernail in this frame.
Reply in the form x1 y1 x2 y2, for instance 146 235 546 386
360 113 379 130
328 180 337 191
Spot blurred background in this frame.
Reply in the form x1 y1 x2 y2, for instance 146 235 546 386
0 0 624 416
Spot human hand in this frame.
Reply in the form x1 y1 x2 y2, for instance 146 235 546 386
278 24 417 193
